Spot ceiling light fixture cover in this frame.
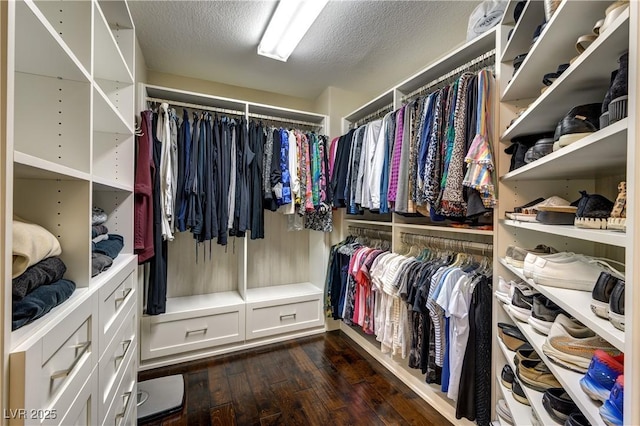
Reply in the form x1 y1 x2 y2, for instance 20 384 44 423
258 0 329 62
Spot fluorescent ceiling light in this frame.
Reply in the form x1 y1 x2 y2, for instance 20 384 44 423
258 0 329 62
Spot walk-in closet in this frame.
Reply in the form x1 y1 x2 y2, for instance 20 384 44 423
2 1 639 425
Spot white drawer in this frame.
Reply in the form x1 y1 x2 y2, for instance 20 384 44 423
45 368 98 426
98 264 136 352
141 305 245 360
98 304 137 420
102 343 137 426
9 293 99 425
246 294 324 340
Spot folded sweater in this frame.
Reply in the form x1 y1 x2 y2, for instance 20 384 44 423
12 278 75 330
12 257 67 299
12 218 62 278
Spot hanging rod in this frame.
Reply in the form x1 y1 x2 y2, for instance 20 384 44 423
399 232 493 256
402 49 496 103
348 226 392 240
349 103 394 129
146 96 246 117
248 112 323 129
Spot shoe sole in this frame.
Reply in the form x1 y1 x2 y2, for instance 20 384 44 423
600 401 623 426
532 273 594 292
591 299 610 318
580 375 611 402
505 257 525 268
609 311 625 331
495 292 512 305
542 393 571 423
527 316 552 335
607 218 626 232
558 132 593 147
500 377 513 390
541 342 590 373
512 391 530 406
509 305 532 323
575 217 608 229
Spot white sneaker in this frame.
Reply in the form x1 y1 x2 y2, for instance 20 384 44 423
495 277 512 304
496 399 513 425
523 252 574 278
532 254 624 292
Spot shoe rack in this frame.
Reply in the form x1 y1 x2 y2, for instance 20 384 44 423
494 1 638 425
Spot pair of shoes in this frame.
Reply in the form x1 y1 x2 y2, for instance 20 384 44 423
506 244 557 268
591 271 626 330
517 359 561 391
510 283 539 322
600 375 624 426
524 137 555 163
528 294 565 335
501 364 515 389
607 181 626 231
553 103 602 151
515 343 541 367
542 314 621 373
543 388 579 423
580 349 624 402
542 63 570 93
574 190 614 229
496 399 513 425
523 251 574 279
510 196 575 223
601 51 628 128
530 252 624 292
512 377 530 405
495 276 514 304
500 322 529 351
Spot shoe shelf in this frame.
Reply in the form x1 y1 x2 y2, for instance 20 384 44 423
496 377 534 426
501 303 607 426
393 222 493 236
496 336 556 426
502 9 629 141
344 219 392 227
501 219 627 248
499 258 625 352
500 0 545 62
501 118 628 181
501 1 612 102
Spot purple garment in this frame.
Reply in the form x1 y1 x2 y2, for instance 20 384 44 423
387 106 405 202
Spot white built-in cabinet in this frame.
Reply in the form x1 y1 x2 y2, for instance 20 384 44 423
495 1 639 425
334 29 496 426
138 85 330 370
3 1 137 424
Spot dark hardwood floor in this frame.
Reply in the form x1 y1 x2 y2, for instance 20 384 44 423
138 330 453 426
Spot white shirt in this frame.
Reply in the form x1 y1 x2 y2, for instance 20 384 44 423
158 103 174 241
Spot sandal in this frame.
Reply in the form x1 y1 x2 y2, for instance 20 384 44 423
542 63 570 86
600 1 629 34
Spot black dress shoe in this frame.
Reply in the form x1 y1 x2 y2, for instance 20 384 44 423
590 272 618 318
543 388 579 423
512 378 530 406
554 103 602 147
524 137 554 163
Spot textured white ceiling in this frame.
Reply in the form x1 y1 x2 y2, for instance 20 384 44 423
129 0 482 100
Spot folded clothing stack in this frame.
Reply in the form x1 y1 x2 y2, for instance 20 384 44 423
11 217 75 331
91 207 124 277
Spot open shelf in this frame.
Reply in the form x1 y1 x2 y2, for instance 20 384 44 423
145 84 247 113
344 90 394 124
501 118 627 181
16 1 90 81
14 151 90 181
93 3 133 84
159 291 245 316
93 84 132 134
396 28 496 96
92 132 134 190
502 1 612 102
496 337 558 426
500 0 544 62
502 10 629 140
395 222 493 236
502 304 607 426
90 253 136 288
92 176 133 193
502 219 627 248
248 103 325 126
344 219 392 227
499 258 624 352
245 282 321 303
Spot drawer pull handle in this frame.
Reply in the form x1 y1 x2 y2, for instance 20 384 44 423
185 327 208 336
280 313 297 320
115 391 132 426
115 339 133 363
115 288 133 304
50 341 90 382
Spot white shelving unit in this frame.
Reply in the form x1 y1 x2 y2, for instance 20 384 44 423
3 1 137 424
496 1 639 424
138 84 330 370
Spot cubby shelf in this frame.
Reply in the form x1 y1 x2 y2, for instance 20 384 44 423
500 0 544 62
501 219 627 248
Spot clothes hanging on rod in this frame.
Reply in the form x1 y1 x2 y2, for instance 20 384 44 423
325 230 493 426
330 66 496 228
